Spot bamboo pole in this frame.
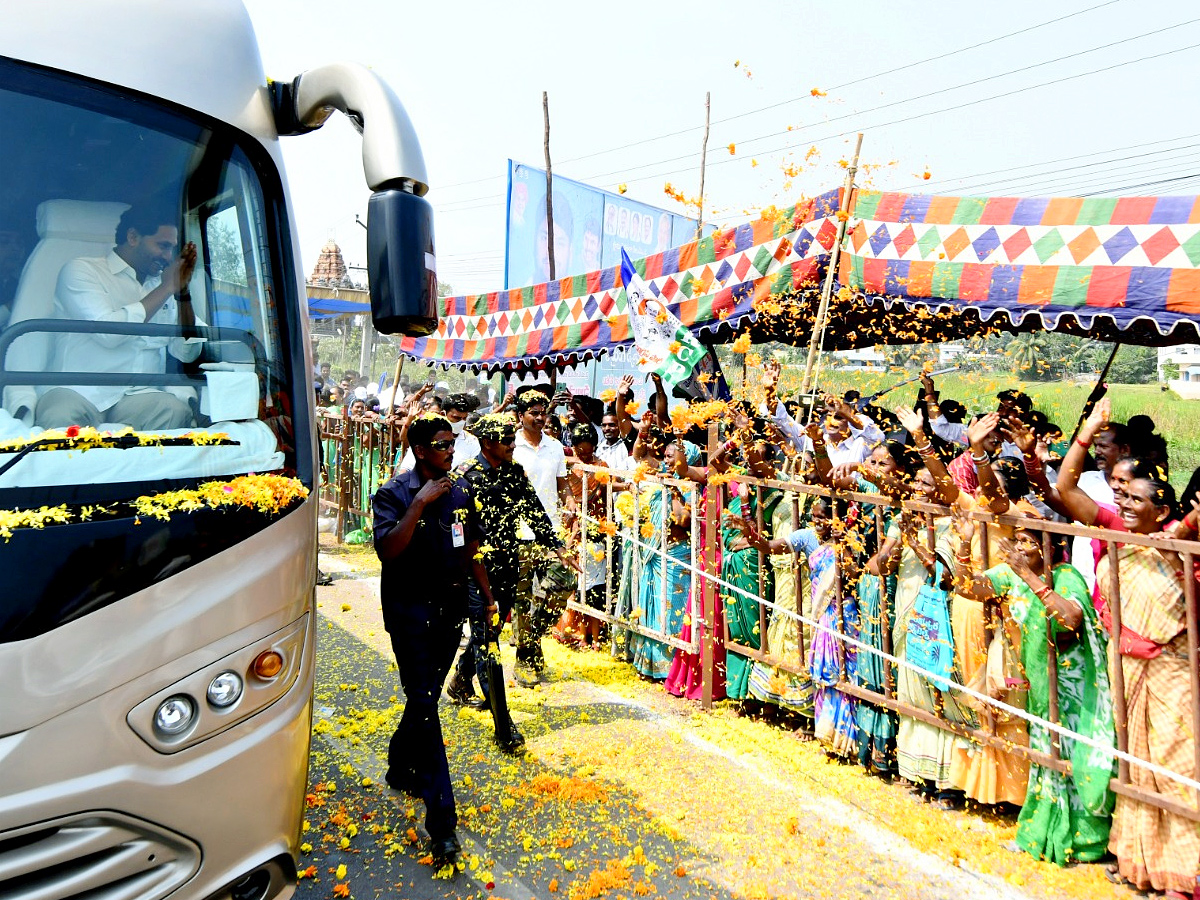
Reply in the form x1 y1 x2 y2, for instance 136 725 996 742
544 91 556 283
386 356 405 415
800 133 863 398
696 92 710 241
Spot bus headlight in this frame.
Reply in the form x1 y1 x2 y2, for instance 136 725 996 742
128 616 309 753
207 671 244 708
154 696 196 737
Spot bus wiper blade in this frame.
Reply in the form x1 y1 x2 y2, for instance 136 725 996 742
0 433 240 480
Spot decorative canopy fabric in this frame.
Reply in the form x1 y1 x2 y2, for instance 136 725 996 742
397 187 1200 370
844 191 1200 340
308 295 370 319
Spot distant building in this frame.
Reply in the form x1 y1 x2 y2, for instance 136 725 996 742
1159 344 1200 399
831 347 886 371
939 342 967 363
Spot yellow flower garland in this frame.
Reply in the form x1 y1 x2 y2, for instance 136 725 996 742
0 426 233 454
0 473 308 540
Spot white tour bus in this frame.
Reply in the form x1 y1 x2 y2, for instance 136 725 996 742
0 3 436 899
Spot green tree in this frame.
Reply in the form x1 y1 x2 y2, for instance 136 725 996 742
1106 345 1158 384
207 218 246 284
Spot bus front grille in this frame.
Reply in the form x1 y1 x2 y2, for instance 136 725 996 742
0 814 199 900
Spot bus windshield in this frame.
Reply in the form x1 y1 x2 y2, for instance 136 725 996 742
0 56 298 495
0 57 308 641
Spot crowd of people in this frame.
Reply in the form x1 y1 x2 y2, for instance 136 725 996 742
361 355 1200 895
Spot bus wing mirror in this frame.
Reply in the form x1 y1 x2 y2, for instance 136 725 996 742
367 189 438 337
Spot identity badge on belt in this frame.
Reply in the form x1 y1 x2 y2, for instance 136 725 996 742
451 522 465 548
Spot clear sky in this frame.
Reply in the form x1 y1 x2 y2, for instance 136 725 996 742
241 0 1200 296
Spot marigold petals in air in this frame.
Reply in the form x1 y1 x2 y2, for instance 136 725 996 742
730 333 752 354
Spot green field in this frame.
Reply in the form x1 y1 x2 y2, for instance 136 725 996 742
774 369 1200 492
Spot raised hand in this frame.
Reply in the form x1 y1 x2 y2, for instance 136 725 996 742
952 506 976 546
967 411 1001 451
618 374 635 397
894 404 924 437
1082 397 1111 440
763 358 782 390
830 462 859 488
1004 415 1035 455
997 536 1026 572
414 476 452 506
161 242 198 295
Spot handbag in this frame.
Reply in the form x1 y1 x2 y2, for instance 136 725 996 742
905 562 955 689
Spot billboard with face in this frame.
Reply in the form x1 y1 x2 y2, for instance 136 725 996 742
505 161 711 289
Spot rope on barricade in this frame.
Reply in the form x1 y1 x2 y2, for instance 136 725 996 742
621 530 1200 797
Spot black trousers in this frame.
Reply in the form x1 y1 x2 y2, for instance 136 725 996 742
455 567 517 695
387 604 464 841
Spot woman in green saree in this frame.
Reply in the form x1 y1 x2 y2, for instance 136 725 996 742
956 527 1115 865
721 437 781 701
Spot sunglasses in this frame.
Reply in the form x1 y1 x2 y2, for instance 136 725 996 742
428 439 455 451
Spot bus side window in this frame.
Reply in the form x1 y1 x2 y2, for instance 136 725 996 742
204 207 253 342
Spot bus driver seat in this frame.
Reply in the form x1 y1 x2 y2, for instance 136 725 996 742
2 200 129 424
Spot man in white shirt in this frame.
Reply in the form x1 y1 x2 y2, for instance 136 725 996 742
760 360 883 467
398 393 480 470
511 389 573 532
769 396 885 466
595 410 633 471
36 204 203 430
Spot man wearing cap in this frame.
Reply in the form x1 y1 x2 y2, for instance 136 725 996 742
373 413 496 865
447 414 568 728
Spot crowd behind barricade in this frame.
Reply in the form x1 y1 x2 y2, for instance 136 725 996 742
332 350 1200 894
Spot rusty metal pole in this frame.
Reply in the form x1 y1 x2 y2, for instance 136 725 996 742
701 422 719 709
1107 540 1130 784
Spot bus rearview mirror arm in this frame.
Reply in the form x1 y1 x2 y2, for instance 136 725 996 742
270 63 438 337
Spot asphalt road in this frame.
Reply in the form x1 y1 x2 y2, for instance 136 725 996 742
298 557 1119 900
298 610 740 900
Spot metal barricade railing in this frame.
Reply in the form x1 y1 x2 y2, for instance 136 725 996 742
316 411 403 540
567 463 702 658
707 466 1200 822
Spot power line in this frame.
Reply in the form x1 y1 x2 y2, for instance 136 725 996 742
608 39 1200 192
432 0 1123 193
1080 172 1200 195
580 20 1200 186
888 132 1200 192
434 25 1200 214
939 146 1200 195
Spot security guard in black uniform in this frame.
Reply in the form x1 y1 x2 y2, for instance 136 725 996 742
372 413 496 865
447 414 567 728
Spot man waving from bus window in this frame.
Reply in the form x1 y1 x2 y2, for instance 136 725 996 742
35 202 204 430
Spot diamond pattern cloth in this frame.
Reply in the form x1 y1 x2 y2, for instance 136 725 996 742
843 190 1200 330
397 187 1200 369
397 190 840 368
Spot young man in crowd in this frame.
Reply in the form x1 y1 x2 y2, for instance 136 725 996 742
448 414 570 739
510 388 577 684
397 392 481 470
372 414 496 866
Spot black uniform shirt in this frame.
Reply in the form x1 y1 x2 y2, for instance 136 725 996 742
372 467 482 629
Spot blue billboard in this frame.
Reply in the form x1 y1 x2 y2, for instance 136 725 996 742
504 161 711 289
